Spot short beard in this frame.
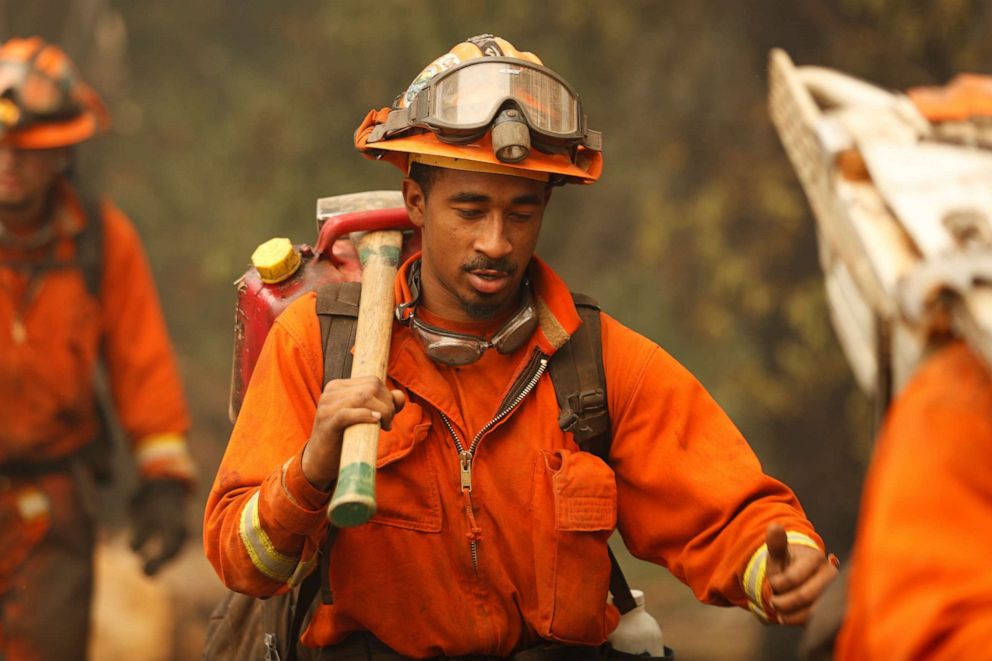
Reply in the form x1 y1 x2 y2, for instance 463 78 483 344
458 256 518 319
459 297 502 320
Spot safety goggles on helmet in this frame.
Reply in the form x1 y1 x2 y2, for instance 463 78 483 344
0 56 83 129
0 38 109 148
396 261 538 366
369 57 602 153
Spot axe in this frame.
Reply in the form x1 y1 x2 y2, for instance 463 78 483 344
314 191 416 527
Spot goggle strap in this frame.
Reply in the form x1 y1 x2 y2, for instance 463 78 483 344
368 107 413 144
395 259 423 322
584 130 602 152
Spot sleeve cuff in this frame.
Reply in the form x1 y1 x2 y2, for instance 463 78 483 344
260 451 332 536
135 433 196 483
742 530 824 622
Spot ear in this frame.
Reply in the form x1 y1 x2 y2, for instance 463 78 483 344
402 177 427 229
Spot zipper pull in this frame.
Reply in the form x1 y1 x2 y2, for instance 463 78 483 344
459 450 473 492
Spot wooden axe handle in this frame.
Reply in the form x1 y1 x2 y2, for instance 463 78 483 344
327 229 404 527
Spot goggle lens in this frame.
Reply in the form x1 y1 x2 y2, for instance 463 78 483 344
420 335 486 367
0 61 77 119
431 61 579 136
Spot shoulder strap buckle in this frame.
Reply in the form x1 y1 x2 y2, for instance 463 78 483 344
559 388 609 445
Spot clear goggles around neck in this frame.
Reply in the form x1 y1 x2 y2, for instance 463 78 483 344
374 57 601 151
396 265 538 366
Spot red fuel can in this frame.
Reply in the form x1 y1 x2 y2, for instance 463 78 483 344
229 192 418 421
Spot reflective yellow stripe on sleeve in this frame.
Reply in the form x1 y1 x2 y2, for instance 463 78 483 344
742 530 823 622
135 432 196 478
743 542 771 621
288 552 318 588
785 530 821 552
239 491 299 582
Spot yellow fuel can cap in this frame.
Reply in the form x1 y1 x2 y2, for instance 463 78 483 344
251 237 302 284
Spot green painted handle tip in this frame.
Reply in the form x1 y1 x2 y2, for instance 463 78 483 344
328 498 376 527
327 462 377 526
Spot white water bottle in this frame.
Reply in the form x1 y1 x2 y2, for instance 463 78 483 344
608 589 665 657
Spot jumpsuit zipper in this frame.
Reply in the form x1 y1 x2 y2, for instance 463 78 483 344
439 351 549 573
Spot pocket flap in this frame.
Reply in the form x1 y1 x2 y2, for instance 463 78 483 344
376 403 431 468
549 449 617 532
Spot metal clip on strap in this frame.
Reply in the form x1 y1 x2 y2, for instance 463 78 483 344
561 389 609 442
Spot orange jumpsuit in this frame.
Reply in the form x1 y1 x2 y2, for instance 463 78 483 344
0 180 193 659
204 255 822 658
837 341 992 660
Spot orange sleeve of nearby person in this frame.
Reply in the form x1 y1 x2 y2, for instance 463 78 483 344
203 293 330 596
98 201 194 483
837 341 992 660
601 313 823 620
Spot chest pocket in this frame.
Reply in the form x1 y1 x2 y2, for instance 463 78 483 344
369 401 441 533
532 447 617 643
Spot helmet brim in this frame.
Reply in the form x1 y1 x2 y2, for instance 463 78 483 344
359 124 602 185
1 111 102 148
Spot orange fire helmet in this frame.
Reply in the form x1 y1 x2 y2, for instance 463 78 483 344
0 37 110 149
355 35 603 185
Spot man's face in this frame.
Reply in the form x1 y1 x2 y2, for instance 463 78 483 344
0 144 66 224
403 167 551 323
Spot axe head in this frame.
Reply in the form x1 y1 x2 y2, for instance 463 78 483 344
315 190 421 264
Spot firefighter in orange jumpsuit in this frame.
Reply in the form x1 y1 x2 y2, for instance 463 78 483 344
0 37 195 659
205 35 837 659
833 340 992 659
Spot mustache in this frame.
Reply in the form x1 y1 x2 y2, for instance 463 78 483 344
461 257 517 275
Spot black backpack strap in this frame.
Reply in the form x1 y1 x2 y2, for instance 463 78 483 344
607 548 637 615
549 294 611 459
285 565 323 661
548 293 638 615
314 281 360 605
74 189 105 300
279 281 360 661
316 281 360 388
72 187 119 483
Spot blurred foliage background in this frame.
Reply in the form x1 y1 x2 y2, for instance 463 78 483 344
5 1 991 658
